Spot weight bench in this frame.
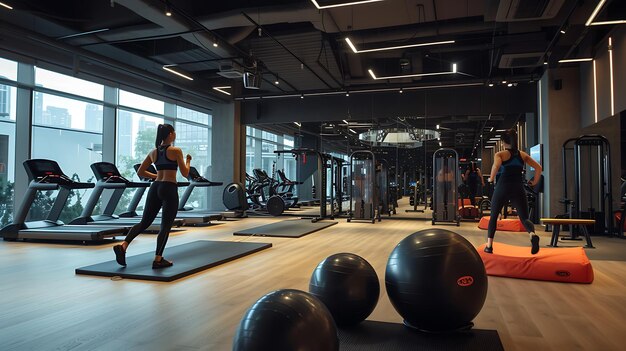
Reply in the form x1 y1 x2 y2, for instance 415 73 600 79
540 218 595 248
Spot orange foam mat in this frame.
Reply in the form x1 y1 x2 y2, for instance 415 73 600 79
478 216 526 232
478 243 594 283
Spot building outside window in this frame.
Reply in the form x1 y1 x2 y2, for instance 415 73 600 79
175 106 212 209
0 57 17 225
30 70 104 223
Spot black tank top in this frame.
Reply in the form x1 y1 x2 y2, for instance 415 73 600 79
154 145 178 171
496 149 524 183
467 168 480 184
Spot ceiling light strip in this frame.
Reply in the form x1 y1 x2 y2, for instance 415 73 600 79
259 94 302 99
590 20 626 26
162 65 193 80
345 38 455 53
585 0 607 26
0 2 13 10
212 86 232 96
558 58 593 63
609 37 614 116
403 82 483 90
57 28 110 40
368 70 455 80
311 0 384 10
593 60 598 123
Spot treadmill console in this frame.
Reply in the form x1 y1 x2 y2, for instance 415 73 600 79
187 167 208 182
23 159 93 189
23 159 71 184
91 162 129 183
133 164 157 182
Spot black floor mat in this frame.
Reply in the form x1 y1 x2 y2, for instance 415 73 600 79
233 219 337 238
75 240 272 282
339 320 504 351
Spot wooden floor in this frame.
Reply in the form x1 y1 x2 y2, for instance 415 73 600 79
1 214 626 351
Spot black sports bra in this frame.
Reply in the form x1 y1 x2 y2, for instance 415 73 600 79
154 145 178 171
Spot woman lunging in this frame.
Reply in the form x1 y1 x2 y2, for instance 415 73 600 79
113 124 191 268
485 129 542 254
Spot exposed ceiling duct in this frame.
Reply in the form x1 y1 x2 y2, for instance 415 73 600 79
496 0 566 22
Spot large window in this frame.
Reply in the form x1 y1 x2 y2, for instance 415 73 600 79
0 57 18 81
35 67 103 100
0 59 16 225
0 56 216 222
119 90 164 115
283 135 296 180
245 136 256 176
116 110 163 177
31 70 105 223
115 110 163 213
177 105 210 125
175 115 211 209
246 127 298 186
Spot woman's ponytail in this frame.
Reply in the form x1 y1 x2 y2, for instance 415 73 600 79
154 124 175 148
155 124 164 148
501 129 518 151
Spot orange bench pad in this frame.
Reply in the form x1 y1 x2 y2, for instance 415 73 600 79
478 243 594 283
478 216 526 232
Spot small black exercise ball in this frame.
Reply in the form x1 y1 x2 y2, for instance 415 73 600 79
309 253 380 326
385 229 488 332
232 289 339 351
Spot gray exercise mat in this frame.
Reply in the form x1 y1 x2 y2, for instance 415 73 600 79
75 240 272 282
339 320 504 351
233 219 338 238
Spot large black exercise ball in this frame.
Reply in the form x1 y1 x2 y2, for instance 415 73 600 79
232 289 338 351
385 229 488 332
309 253 380 326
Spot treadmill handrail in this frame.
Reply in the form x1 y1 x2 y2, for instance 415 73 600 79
28 182 60 191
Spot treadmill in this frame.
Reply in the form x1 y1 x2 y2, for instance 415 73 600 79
119 164 220 225
70 162 185 230
0 159 128 242
176 166 224 222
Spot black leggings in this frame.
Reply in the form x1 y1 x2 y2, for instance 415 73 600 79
124 181 178 256
487 181 534 239
468 182 479 206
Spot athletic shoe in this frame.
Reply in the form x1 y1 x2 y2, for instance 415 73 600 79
113 245 126 266
531 234 540 254
484 246 493 254
152 258 173 269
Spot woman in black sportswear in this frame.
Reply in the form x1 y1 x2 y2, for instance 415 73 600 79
464 161 485 206
113 124 192 268
485 129 542 254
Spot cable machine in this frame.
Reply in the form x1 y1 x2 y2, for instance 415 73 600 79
274 149 329 222
562 135 614 236
348 150 380 223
